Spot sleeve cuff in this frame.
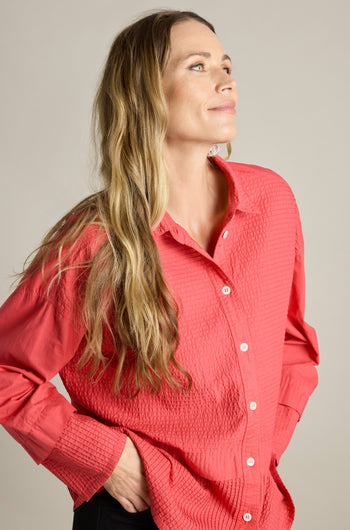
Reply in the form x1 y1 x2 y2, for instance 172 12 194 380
42 412 128 506
272 403 300 466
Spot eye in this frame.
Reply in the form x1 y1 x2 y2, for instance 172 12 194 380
189 63 232 75
189 63 205 71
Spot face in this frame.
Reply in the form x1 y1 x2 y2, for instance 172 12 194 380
162 19 238 150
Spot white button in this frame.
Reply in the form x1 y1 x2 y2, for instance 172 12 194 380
247 457 255 466
250 401 257 410
222 286 231 295
222 230 229 239
243 513 252 522
240 343 248 352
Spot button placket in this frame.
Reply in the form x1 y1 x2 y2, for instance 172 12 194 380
214 270 262 523
237 334 262 518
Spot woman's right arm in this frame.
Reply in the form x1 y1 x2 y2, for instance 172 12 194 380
0 243 129 508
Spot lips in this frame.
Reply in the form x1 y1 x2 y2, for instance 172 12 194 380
209 102 236 113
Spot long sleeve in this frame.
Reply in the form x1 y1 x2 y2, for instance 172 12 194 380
272 204 319 466
0 234 128 506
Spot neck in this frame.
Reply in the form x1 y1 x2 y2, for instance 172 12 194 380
163 141 223 227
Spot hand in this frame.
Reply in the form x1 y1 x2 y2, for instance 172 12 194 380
104 436 151 513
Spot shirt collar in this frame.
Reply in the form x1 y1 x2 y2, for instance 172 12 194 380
210 155 261 215
153 154 261 237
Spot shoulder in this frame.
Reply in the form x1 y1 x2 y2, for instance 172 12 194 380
41 222 108 275
224 159 298 215
14 222 108 306
229 160 294 195
69 223 109 261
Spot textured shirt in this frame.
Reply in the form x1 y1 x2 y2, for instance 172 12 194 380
0 155 319 529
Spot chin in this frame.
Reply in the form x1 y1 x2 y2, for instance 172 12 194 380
215 132 236 144
213 127 236 144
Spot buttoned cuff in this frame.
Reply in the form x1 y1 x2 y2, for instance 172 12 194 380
42 412 128 508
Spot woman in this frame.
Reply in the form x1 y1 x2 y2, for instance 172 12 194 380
0 9 319 530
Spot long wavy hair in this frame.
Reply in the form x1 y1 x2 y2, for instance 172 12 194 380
15 9 232 398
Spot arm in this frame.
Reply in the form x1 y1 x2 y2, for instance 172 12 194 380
272 203 319 466
0 240 127 506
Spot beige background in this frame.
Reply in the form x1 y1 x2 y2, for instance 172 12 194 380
1 0 349 528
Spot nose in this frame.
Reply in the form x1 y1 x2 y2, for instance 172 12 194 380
216 71 237 93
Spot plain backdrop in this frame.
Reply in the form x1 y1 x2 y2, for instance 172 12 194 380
0 0 349 528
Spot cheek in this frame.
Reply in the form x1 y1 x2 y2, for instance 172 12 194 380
167 85 188 110
166 82 206 120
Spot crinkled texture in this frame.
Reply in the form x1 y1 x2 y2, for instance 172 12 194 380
0 155 319 529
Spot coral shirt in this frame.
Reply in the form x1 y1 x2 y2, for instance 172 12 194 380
0 155 319 529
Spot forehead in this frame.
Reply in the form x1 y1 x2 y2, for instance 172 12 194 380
168 20 225 64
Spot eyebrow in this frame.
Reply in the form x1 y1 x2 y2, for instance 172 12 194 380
177 51 232 64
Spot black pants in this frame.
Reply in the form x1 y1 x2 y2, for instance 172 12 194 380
72 489 159 530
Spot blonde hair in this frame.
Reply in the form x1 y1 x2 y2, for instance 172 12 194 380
16 9 232 398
